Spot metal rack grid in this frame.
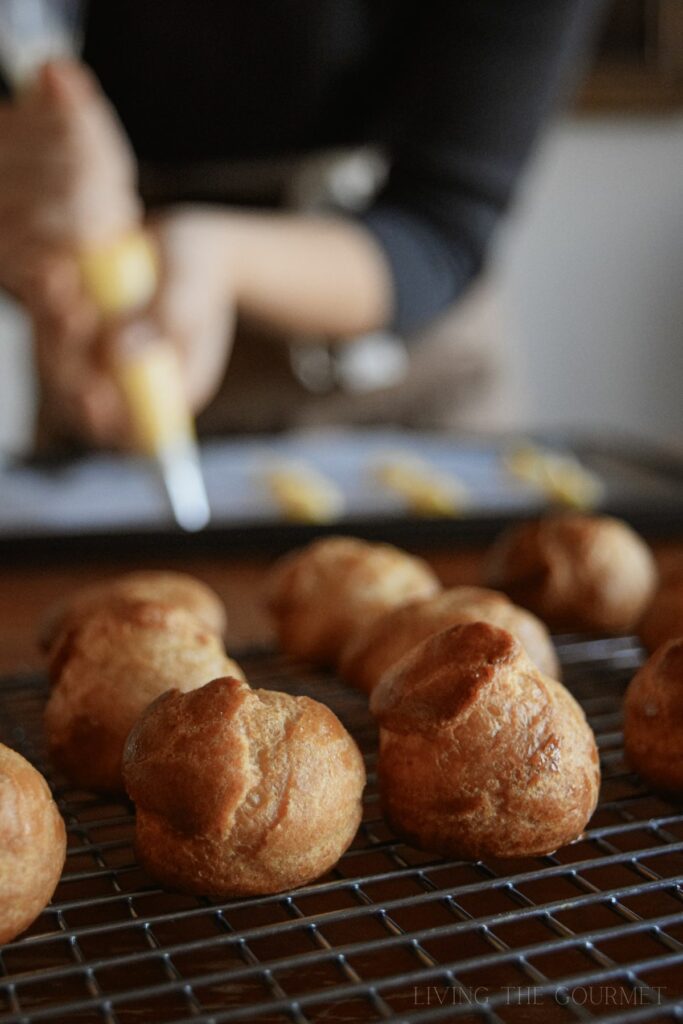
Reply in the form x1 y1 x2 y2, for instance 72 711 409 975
1 637 683 1024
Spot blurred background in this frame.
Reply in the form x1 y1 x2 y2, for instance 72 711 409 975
1 0 681 457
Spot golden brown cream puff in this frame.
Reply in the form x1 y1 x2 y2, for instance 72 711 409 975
639 577 683 654
0 744 66 944
45 601 243 792
123 676 366 896
40 570 227 655
624 638 683 793
371 621 600 859
486 514 657 633
266 536 440 665
340 585 560 693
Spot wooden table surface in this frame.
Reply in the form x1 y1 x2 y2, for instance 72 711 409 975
1 540 680 676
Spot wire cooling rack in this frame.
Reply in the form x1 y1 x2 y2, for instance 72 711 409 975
1 638 683 1024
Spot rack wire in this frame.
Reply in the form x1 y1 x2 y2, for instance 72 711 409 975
1 637 683 1024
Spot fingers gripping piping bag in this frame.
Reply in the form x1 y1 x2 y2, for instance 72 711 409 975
0 0 210 531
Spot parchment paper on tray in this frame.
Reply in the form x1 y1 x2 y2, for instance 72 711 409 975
0 428 679 537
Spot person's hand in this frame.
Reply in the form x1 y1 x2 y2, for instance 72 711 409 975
0 58 145 448
0 58 139 307
37 207 237 448
31 196 391 448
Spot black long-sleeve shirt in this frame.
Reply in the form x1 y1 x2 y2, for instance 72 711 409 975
32 2 608 333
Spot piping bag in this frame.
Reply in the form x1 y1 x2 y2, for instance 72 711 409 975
0 0 210 531
77 233 211 532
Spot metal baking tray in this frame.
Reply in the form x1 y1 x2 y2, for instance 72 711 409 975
1 430 682 563
1 637 683 1023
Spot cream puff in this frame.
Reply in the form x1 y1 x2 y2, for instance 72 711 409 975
486 514 657 633
639 576 683 654
266 536 440 665
0 744 66 944
371 621 600 859
624 638 683 793
340 586 560 693
40 570 227 656
123 676 366 896
45 601 243 792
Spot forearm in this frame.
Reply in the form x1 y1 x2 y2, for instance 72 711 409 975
215 210 393 340
360 0 608 335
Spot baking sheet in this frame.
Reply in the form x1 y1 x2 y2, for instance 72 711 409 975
0 429 682 555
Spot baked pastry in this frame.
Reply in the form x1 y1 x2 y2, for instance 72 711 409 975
340 586 560 693
370 622 600 859
266 536 440 665
639 576 683 654
123 676 366 896
486 514 657 633
45 601 243 792
39 570 227 655
0 744 66 944
623 639 683 793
